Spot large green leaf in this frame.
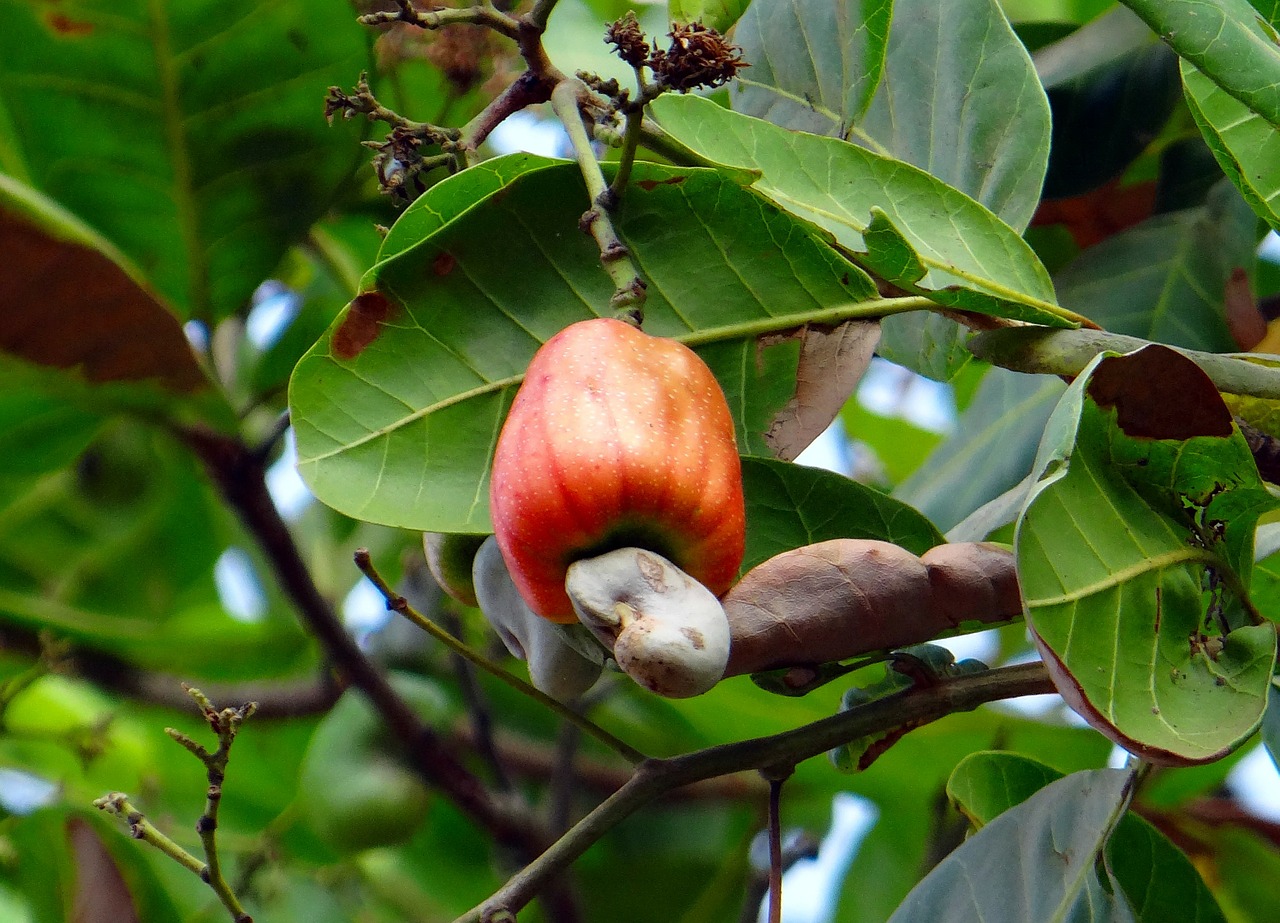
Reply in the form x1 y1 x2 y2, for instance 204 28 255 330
895 368 1066 532
741 456 944 572
887 768 1134 922
1119 0 1280 129
1053 182 1260 352
1018 346 1278 763
650 95 1071 327
1183 60 1280 233
0 0 370 321
948 752 1226 923
731 0 894 139
291 157 881 532
734 0 1048 233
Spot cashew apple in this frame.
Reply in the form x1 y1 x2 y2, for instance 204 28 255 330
490 318 745 622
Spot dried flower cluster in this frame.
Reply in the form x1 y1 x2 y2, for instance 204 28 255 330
606 14 747 92
605 12 650 68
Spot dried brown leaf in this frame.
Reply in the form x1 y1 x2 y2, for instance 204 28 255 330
723 539 1021 677
762 321 880 461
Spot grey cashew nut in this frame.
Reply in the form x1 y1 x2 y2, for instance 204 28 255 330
566 547 731 698
472 537 603 702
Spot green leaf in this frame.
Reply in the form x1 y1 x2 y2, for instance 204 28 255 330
946 751 1064 826
1183 60 1280 233
887 768 1133 922
0 0 370 321
1018 345 1279 763
948 752 1227 923
1054 182 1258 353
0 422 313 680
0 388 103 509
650 95 1071 327
733 0 1048 233
668 0 751 32
874 313 974 383
731 0 893 134
895 369 1066 532
290 158 881 532
1119 0 1280 129
377 153 559 262
741 456 944 572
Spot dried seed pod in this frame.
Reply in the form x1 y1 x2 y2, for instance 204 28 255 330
566 547 730 698
723 539 1022 678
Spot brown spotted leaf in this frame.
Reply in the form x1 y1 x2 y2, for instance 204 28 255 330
290 156 880 533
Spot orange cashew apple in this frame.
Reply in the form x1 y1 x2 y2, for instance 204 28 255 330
489 317 746 623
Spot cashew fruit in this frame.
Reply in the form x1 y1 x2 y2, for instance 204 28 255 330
567 547 731 698
490 318 745 622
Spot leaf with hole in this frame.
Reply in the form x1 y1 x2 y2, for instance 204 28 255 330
1017 345 1279 763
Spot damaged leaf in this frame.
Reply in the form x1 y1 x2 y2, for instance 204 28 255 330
1018 345 1279 764
762 320 880 461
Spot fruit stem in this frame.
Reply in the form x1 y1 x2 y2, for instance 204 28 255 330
549 78 648 324
354 549 649 764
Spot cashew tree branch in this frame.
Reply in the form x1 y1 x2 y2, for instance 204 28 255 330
457 660 1056 921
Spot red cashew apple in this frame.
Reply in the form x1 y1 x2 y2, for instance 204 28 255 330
490 317 746 623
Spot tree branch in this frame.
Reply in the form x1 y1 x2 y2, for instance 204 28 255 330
457 661 1055 922
968 327 1280 400
179 428 546 856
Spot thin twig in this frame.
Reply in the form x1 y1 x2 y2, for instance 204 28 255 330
354 548 648 764
94 793 209 879
549 78 648 320
766 777 785 923
96 686 258 923
166 687 257 922
456 661 1056 922
358 0 521 40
